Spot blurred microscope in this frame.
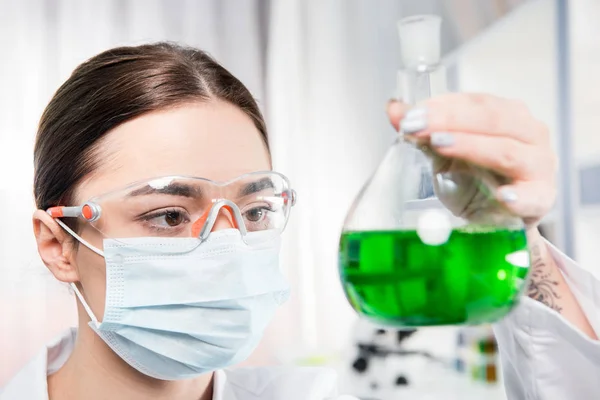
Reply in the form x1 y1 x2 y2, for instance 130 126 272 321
340 319 502 400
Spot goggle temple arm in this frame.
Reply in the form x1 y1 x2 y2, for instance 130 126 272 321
282 189 297 207
47 203 101 222
46 204 104 257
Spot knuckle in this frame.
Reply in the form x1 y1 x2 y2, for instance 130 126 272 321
483 108 502 132
468 93 502 132
468 93 490 106
496 142 522 172
426 98 453 127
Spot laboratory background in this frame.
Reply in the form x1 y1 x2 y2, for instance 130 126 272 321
0 0 599 398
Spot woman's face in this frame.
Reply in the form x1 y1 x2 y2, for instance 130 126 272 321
71 100 270 319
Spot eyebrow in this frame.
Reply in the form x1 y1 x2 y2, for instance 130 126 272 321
128 183 203 198
238 178 275 197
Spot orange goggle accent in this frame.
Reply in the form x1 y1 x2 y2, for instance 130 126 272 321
191 205 239 238
47 203 101 222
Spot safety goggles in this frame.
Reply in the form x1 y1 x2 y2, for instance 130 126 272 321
47 171 297 252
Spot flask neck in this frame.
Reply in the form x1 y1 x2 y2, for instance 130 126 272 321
397 64 447 105
397 14 446 104
392 135 436 165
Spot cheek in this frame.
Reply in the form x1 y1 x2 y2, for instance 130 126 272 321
75 248 107 320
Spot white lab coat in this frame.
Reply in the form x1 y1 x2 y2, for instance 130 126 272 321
1 244 599 399
493 243 600 399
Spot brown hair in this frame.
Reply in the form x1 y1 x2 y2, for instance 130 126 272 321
33 42 268 212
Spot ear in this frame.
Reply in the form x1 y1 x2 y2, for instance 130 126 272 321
32 210 80 283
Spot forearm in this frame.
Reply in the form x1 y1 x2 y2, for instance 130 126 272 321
526 228 598 339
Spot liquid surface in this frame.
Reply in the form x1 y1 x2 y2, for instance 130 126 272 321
339 228 529 326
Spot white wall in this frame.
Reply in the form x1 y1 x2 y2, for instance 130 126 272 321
571 0 600 271
455 0 558 134
454 0 600 271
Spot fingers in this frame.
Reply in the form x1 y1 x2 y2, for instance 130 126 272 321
387 100 410 131
428 131 555 179
401 93 549 145
496 180 556 223
389 93 557 228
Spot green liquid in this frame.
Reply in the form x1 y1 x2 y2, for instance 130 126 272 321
339 228 529 326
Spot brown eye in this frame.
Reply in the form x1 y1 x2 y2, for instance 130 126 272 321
245 208 265 222
138 208 191 233
165 210 184 226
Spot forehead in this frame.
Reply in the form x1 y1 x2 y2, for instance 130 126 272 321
74 100 270 202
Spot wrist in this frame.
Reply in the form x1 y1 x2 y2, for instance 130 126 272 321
526 227 547 255
524 226 564 313
526 227 558 271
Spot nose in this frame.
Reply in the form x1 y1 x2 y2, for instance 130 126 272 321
211 207 237 232
191 203 241 238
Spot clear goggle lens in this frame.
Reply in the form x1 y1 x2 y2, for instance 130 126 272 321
49 172 296 250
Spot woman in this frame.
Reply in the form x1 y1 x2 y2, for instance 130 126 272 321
0 42 597 399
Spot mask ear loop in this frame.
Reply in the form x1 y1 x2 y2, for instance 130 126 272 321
53 218 105 257
195 199 248 242
47 208 104 325
47 205 104 257
69 282 100 325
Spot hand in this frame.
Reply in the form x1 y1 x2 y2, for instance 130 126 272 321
387 93 558 231
386 96 600 339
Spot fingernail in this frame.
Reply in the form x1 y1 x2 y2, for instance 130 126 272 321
401 108 427 134
430 132 454 147
500 188 519 203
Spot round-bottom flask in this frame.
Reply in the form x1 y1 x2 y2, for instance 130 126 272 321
338 15 530 327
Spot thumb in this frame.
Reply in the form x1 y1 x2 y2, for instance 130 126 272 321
387 100 409 131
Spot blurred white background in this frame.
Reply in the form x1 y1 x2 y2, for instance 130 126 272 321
1 0 599 398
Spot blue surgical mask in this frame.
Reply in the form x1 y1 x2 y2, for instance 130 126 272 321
70 229 290 380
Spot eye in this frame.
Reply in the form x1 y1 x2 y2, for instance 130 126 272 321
240 202 278 231
140 208 190 229
245 207 268 223
164 210 185 226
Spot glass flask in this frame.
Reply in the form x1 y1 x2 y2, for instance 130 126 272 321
338 15 530 327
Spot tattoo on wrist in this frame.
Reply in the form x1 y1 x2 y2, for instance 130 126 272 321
526 243 562 313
